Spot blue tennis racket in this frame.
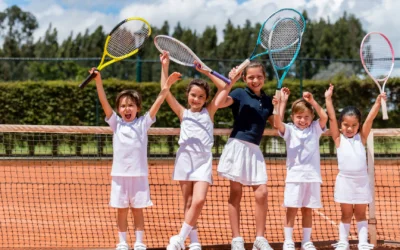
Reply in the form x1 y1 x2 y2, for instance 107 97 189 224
268 17 302 114
233 8 306 79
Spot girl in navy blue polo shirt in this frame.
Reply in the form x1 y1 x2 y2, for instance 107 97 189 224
215 62 275 250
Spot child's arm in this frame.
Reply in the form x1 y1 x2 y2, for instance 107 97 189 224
325 84 340 147
303 91 328 129
149 72 181 120
272 93 285 134
93 68 113 119
214 67 242 108
360 92 387 144
160 52 185 121
279 87 290 121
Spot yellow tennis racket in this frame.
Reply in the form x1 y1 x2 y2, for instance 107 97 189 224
79 17 151 88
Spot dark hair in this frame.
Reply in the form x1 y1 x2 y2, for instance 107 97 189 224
291 98 314 115
115 89 142 115
186 79 210 107
339 106 362 132
242 61 267 78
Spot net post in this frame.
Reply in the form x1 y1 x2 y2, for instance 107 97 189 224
367 131 377 246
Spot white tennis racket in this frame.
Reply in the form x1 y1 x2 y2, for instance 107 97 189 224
154 35 231 84
360 32 394 120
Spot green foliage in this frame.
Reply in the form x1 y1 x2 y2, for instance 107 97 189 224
0 78 398 128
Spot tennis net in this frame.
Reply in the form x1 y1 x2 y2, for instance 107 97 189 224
0 125 399 249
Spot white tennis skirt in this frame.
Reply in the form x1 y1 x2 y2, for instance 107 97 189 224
173 147 213 184
334 174 372 204
217 138 267 186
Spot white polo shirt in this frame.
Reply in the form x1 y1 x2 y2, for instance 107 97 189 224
106 111 155 177
279 120 325 183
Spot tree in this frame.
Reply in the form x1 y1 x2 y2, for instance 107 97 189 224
0 5 38 80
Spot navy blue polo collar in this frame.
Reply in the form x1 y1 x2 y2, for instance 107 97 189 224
245 86 265 99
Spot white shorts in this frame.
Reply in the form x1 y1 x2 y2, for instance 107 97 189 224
109 176 153 208
334 174 372 204
217 138 267 186
173 148 213 184
283 182 322 208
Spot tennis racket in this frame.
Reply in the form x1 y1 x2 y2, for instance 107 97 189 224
268 17 302 114
360 32 394 120
154 35 231 84
79 17 151 88
233 8 306 79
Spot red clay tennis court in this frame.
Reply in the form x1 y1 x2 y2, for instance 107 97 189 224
0 126 399 249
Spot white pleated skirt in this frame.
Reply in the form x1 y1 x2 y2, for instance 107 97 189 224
334 174 372 204
173 147 213 184
217 138 267 185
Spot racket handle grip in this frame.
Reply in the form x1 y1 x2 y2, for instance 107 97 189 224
273 89 281 115
211 71 231 85
381 98 388 120
79 72 97 89
232 59 251 79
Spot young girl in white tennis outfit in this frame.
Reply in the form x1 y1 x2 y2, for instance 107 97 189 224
325 84 387 250
160 52 226 250
273 90 328 250
91 68 179 250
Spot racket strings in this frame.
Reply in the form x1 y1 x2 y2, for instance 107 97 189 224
269 19 301 69
107 21 150 58
155 37 197 66
260 9 305 49
362 35 393 80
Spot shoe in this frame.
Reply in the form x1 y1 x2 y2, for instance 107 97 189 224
358 243 374 250
332 241 349 250
116 242 130 250
189 242 202 250
134 242 147 250
252 237 273 250
231 237 245 250
167 235 185 250
301 241 316 250
283 241 295 250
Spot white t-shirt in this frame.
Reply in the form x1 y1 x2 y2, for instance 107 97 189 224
178 108 214 152
279 120 326 183
337 133 368 177
106 111 155 176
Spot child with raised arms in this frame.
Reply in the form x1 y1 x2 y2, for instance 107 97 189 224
273 89 328 250
325 84 386 250
214 62 276 250
91 68 180 250
160 51 227 250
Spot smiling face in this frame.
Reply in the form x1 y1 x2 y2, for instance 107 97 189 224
242 66 265 95
291 109 314 130
340 115 360 138
187 85 207 112
117 96 140 122
290 99 315 130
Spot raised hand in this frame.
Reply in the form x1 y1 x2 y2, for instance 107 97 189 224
325 83 334 100
160 51 170 67
228 66 242 84
280 87 290 102
303 91 314 103
376 92 387 104
166 72 182 88
89 67 101 81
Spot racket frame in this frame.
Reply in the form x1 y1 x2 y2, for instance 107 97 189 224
268 17 302 114
79 17 152 88
233 8 306 78
360 31 394 120
154 35 231 84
